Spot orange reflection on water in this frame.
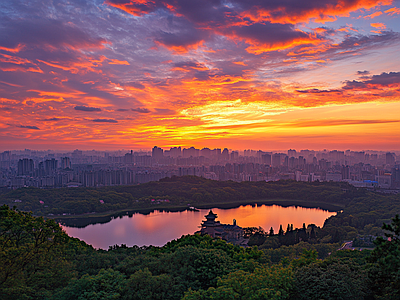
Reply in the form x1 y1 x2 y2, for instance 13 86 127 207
214 205 335 232
62 205 336 249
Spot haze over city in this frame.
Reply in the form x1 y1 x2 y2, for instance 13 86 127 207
0 0 400 151
1 146 399 190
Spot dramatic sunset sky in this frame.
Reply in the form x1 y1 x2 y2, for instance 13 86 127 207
1 0 399 151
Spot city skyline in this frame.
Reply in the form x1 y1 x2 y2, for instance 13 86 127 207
1 146 399 190
2 146 400 156
1 0 400 151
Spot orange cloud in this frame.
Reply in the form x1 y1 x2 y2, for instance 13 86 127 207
0 44 25 53
371 22 386 28
105 0 155 16
37 55 106 74
27 67 44 73
232 61 247 66
153 39 205 54
0 53 33 65
238 0 392 24
0 81 22 88
0 65 43 73
285 119 400 128
385 7 400 15
227 32 322 55
27 90 84 98
108 58 130 65
370 22 386 33
363 11 383 19
0 98 19 104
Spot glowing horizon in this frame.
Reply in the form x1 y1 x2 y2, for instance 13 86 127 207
1 0 399 151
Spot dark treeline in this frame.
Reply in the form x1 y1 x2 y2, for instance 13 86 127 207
1 205 400 300
0 176 358 217
1 176 398 240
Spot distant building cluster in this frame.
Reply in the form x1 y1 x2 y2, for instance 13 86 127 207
0 147 399 191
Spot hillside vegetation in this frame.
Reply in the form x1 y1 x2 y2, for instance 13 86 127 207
0 176 356 217
1 204 400 300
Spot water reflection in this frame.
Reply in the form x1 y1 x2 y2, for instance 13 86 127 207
62 205 336 249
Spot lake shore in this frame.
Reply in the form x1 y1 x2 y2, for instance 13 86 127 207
55 198 343 228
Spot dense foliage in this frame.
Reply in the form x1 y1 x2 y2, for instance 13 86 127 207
0 177 351 217
1 203 400 299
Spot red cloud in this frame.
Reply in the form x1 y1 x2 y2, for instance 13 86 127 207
37 55 106 74
154 39 205 54
225 23 322 54
0 65 43 73
234 0 392 24
105 0 388 54
106 0 391 25
105 0 159 16
0 53 33 65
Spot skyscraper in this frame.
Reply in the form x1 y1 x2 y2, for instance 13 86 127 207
17 158 34 176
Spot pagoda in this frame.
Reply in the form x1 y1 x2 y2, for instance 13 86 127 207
197 210 244 244
201 210 221 229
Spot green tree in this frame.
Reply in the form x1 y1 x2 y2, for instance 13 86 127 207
0 205 73 299
183 265 293 300
54 268 126 300
269 227 274 236
367 214 400 299
278 225 284 236
124 268 177 300
292 258 369 300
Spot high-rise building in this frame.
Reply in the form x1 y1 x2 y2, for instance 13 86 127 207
391 165 400 188
341 165 350 180
45 158 58 175
288 149 296 157
221 148 229 160
230 151 239 161
183 147 199 158
61 157 71 169
169 147 182 158
200 148 211 158
17 158 34 176
152 146 164 161
386 152 396 166
272 153 286 167
211 148 221 160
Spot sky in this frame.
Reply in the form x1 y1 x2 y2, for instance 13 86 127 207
0 0 399 152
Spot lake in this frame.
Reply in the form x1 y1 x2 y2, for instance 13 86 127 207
61 204 336 249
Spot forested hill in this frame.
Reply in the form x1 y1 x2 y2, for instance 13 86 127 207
0 176 360 217
1 205 400 300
